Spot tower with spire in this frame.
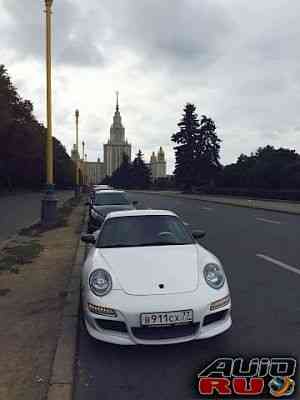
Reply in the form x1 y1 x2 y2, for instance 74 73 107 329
149 146 167 181
83 92 167 185
103 92 132 176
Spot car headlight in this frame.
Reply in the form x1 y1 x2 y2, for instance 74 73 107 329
203 263 225 289
89 269 112 296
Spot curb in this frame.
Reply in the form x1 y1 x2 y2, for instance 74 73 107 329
46 208 87 400
132 191 300 216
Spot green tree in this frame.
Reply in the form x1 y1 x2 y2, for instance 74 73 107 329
220 145 300 189
131 150 152 189
110 153 133 188
172 103 221 189
0 64 75 190
194 115 221 186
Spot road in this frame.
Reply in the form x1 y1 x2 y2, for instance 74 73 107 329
0 190 74 243
74 192 300 400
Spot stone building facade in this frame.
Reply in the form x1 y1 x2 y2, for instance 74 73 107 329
72 95 167 185
103 95 131 177
148 147 167 181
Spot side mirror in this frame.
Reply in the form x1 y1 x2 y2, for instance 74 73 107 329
81 234 96 244
192 230 206 240
132 200 138 206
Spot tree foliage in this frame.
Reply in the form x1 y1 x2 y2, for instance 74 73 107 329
0 65 75 190
131 150 152 189
103 151 151 189
172 103 221 189
219 145 300 189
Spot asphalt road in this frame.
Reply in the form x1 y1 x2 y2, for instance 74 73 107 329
74 192 300 400
0 190 74 243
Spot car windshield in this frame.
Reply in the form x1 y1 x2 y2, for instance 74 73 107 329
94 192 129 206
97 215 194 248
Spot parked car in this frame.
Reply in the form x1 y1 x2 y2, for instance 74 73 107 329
81 209 231 345
89 185 113 202
86 190 137 233
92 185 112 190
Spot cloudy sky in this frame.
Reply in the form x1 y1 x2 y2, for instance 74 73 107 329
1 0 300 173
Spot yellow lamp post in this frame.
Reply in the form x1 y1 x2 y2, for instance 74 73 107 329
75 109 80 196
41 0 58 226
82 140 85 187
85 153 88 187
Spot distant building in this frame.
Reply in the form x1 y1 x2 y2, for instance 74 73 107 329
148 147 167 181
103 93 132 177
72 94 167 185
85 158 104 185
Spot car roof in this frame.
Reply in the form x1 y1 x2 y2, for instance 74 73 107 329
106 209 177 220
94 189 125 194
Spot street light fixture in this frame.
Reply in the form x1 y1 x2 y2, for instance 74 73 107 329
41 0 58 226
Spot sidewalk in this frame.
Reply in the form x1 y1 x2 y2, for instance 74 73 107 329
133 190 300 215
0 198 85 400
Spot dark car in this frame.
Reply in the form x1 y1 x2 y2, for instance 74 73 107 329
86 190 137 233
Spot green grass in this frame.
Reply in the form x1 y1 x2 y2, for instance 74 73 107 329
0 240 44 272
0 196 83 273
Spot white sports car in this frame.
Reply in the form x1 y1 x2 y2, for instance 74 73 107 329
81 209 232 345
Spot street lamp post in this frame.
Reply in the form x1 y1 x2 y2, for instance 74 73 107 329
85 153 88 187
75 109 80 197
41 0 58 226
82 140 85 187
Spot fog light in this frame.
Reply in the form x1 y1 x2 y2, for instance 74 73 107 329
210 295 230 311
88 303 117 316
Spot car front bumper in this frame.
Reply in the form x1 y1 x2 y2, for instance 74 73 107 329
82 287 232 345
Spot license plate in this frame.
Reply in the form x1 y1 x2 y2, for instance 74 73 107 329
141 310 193 326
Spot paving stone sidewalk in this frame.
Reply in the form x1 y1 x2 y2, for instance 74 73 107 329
0 201 85 400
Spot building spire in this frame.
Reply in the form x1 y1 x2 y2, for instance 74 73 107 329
116 90 119 111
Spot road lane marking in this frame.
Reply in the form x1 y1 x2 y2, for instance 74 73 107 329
256 217 281 225
256 254 300 276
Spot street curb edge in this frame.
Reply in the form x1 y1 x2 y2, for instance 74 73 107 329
131 191 300 216
46 207 87 400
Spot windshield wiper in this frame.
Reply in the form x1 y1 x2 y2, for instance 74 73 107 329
100 242 190 248
100 244 136 248
138 241 187 247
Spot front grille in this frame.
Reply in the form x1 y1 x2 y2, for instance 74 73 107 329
95 319 127 333
203 310 227 326
132 323 199 340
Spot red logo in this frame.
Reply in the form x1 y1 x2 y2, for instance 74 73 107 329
197 358 296 397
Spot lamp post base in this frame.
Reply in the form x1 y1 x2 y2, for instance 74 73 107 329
41 184 58 227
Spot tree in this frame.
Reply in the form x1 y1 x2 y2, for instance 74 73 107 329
192 115 221 187
109 153 133 188
0 64 75 190
219 145 300 189
172 103 221 189
131 150 152 189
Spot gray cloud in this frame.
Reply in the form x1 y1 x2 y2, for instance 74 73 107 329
1 0 300 169
0 0 105 66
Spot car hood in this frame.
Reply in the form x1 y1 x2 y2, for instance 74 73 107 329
100 244 201 296
93 204 134 217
